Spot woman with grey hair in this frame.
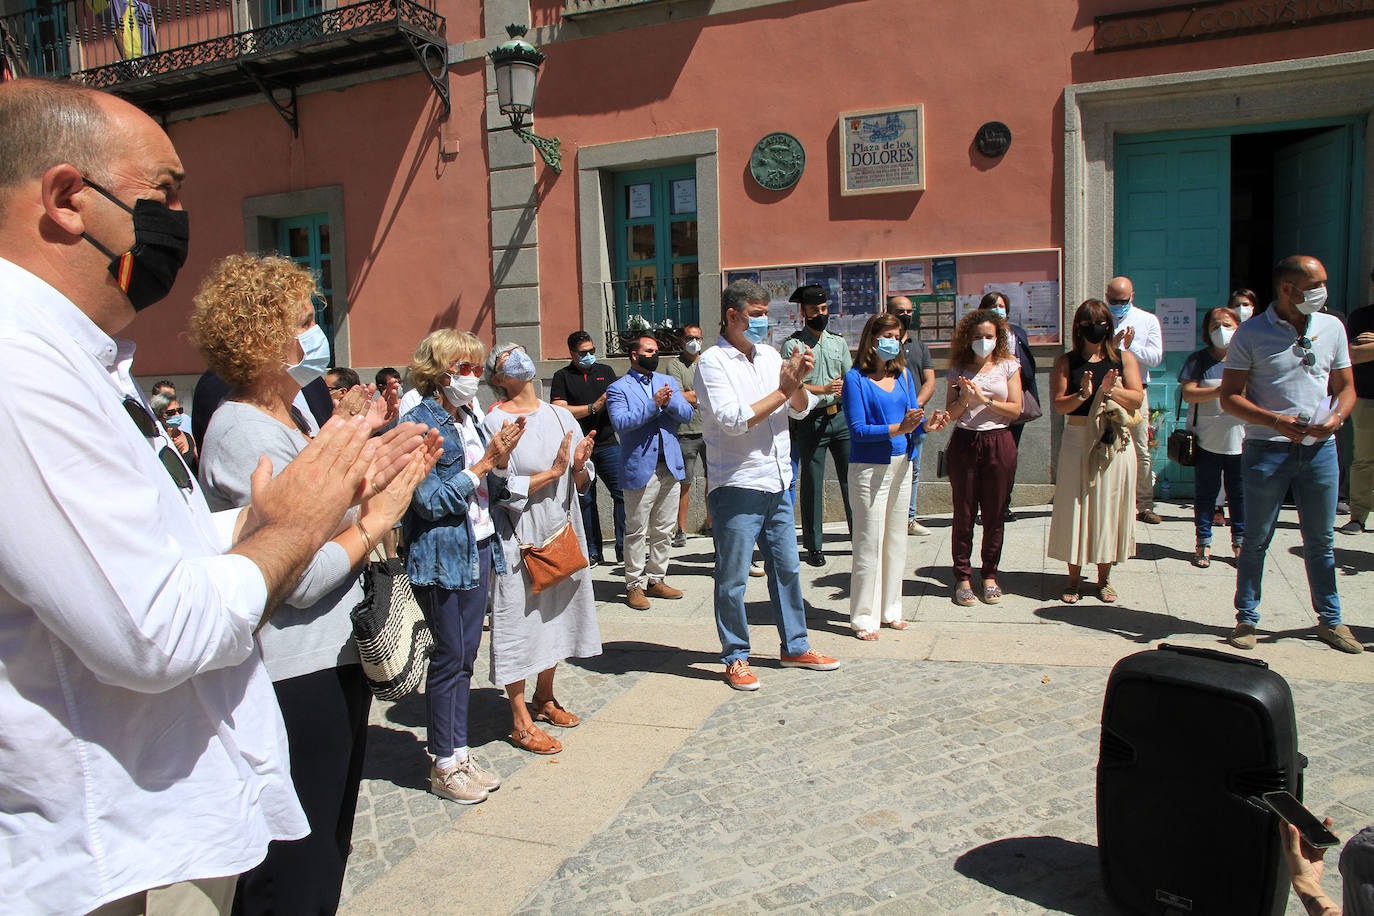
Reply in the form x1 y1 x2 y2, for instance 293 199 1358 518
483 343 601 755
150 390 197 475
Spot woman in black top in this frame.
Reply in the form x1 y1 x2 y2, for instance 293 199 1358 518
1046 299 1145 603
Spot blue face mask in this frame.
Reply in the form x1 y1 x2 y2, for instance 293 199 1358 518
1107 300 1131 322
576 351 596 369
992 306 1007 320
875 337 902 361
502 348 538 381
743 315 770 345
164 413 186 430
285 323 331 387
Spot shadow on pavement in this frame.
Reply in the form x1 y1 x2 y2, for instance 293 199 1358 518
1036 604 1232 644
954 836 1113 915
1132 541 1196 564
364 687 517 790
1284 544 1374 576
568 640 725 681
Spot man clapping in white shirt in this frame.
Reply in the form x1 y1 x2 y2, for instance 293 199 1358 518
0 80 434 915
1107 276 1165 524
694 279 841 691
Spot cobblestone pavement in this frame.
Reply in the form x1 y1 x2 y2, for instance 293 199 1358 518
505 660 1365 915
340 503 1374 914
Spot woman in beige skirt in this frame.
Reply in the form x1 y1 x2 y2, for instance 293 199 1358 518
1047 299 1145 603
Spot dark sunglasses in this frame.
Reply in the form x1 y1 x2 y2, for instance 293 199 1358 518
1293 336 1317 367
123 397 193 492
163 406 184 416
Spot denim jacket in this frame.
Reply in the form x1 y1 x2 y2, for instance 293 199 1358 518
402 397 509 590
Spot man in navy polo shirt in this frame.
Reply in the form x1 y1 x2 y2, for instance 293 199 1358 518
1219 255 1361 654
552 330 624 566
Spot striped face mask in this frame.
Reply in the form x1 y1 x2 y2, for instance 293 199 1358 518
80 177 190 312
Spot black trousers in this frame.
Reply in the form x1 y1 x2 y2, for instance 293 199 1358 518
234 664 371 916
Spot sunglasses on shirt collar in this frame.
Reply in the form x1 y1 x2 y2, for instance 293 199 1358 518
1293 335 1318 368
123 397 194 492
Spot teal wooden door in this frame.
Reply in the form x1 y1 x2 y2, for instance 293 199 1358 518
1272 126 1355 314
611 165 699 349
1115 134 1232 497
276 213 336 365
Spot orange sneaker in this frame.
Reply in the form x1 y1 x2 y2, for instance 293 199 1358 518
725 659 759 691
779 649 840 670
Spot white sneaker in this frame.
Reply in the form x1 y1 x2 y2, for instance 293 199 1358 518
457 755 501 792
908 519 931 536
430 761 488 804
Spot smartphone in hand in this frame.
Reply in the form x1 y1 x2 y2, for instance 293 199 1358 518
1260 791 1340 849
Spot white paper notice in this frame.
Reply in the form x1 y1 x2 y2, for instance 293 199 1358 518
628 183 652 219
1301 395 1337 446
1155 298 1197 351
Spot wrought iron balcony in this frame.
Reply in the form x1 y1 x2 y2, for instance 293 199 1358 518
600 274 699 355
0 0 448 124
561 0 668 19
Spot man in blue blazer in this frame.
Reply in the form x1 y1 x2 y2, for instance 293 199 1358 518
607 334 696 609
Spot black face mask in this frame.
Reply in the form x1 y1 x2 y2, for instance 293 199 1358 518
897 313 912 331
81 178 190 312
1081 320 1111 344
636 353 660 373
806 314 829 333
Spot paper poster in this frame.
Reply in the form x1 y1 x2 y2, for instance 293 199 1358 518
724 270 759 285
760 268 801 346
802 265 842 308
885 259 927 295
1155 297 1197 351
931 257 957 294
671 178 696 215
985 281 1061 344
627 183 652 219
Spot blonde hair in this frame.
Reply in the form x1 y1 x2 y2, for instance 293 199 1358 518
408 329 485 398
189 253 317 390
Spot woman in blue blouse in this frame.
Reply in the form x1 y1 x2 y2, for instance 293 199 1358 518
841 313 926 639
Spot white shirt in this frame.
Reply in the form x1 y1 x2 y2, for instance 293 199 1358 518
694 336 817 494
0 258 306 915
1225 305 1351 443
398 386 422 415
1118 305 1163 384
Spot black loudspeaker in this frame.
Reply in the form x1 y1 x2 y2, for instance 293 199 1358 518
1097 644 1304 915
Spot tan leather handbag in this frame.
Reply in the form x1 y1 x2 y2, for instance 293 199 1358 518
512 408 588 593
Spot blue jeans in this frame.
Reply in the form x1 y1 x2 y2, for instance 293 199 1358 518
907 431 927 520
582 445 625 561
414 539 492 755
708 486 812 665
1235 439 1340 626
1193 447 1244 548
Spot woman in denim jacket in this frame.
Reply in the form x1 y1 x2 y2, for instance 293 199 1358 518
402 330 523 806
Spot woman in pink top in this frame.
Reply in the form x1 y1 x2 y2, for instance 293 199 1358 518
927 310 1022 606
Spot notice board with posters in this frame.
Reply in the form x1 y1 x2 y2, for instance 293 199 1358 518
726 248 1061 351
884 248 1062 348
724 260 882 349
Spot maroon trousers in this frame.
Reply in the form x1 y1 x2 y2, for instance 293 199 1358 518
947 426 1018 580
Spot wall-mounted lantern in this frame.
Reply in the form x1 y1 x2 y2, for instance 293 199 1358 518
489 24 562 173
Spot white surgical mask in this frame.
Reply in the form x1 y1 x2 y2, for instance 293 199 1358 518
971 337 996 359
443 373 480 407
1210 325 1235 349
1239 304 1254 322
1295 284 1328 315
684 339 702 355
285 324 331 387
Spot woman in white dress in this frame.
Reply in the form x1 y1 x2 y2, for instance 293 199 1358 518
483 344 601 755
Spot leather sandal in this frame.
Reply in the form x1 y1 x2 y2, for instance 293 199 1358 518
854 629 879 641
531 697 580 728
1098 581 1118 603
1192 546 1211 569
510 724 562 755
1062 581 1081 604
882 619 909 630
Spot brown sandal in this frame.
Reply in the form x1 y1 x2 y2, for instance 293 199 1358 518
510 724 562 755
531 697 580 728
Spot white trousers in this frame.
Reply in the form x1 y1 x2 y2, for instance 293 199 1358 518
848 457 912 633
624 465 681 588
